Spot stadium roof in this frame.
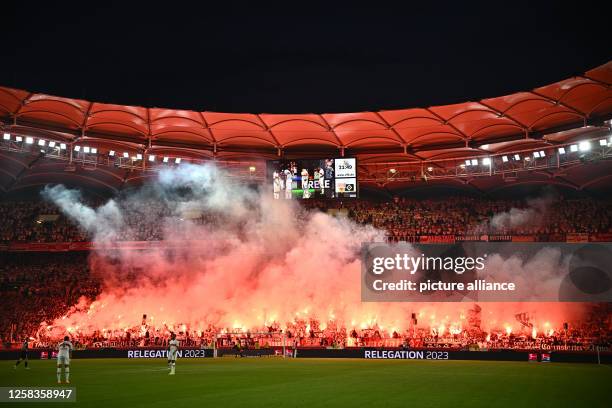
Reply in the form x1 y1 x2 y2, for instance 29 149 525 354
0 61 611 195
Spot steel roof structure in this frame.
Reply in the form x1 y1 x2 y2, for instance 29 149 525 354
0 61 610 195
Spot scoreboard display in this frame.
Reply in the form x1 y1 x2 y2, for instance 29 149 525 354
267 157 358 199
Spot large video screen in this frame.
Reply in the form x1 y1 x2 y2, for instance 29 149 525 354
267 157 358 199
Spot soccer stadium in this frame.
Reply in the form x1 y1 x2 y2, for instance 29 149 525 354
1 4 611 407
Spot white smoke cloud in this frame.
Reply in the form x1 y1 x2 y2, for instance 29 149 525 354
42 185 123 242
477 247 570 301
41 168 586 337
490 191 556 230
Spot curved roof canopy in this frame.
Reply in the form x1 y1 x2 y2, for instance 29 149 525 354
0 61 610 195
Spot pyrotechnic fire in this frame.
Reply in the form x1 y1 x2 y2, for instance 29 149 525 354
40 164 588 340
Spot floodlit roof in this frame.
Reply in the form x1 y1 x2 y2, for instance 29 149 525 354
0 61 610 194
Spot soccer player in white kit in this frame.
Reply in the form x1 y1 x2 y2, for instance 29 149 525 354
301 169 310 198
317 167 325 194
272 171 281 200
57 336 73 384
284 169 293 199
167 333 179 375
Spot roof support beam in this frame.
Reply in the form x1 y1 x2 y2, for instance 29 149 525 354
372 111 408 145
255 114 283 155
81 101 94 131
579 74 611 87
424 108 470 146
197 112 217 146
317 114 345 155
477 101 530 135
529 90 587 122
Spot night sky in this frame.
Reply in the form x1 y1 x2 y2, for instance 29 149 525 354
2 2 609 113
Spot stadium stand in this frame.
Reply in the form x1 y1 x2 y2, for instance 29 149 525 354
0 197 610 352
0 196 610 244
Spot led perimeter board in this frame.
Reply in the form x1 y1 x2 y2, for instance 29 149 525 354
267 157 358 199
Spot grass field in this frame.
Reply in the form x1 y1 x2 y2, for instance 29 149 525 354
2 358 611 407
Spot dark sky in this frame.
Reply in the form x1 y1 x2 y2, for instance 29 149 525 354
2 2 609 113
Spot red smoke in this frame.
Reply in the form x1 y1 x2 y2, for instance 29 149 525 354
43 164 588 338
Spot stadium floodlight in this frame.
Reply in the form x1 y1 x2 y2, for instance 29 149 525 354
427 166 433 172
389 168 397 173
482 158 491 166
123 152 129 158
578 141 590 151
60 143 66 150
539 150 545 157
599 139 607 146
570 144 578 152
502 155 508 162
83 146 90 153
49 141 56 148
3 133 10 140
249 166 256 172
175 157 181 164
16 136 23 142
38 139 46 146
459 164 465 169
163 156 169 163
109 150 115 156
465 160 471 166
91 148 97 154
74 145 81 152
26 136 34 144
533 151 540 158
149 155 155 162
136 153 143 160
558 147 566 154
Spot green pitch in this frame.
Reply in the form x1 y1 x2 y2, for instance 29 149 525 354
2 358 611 407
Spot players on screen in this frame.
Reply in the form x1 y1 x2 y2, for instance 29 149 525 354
284 167 293 199
269 158 357 200
301 168 310 198
57 336 73 384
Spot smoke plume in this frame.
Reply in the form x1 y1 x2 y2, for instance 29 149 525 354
490 191 557 230
42 165 585 337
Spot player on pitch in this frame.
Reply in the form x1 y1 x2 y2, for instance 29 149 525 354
167 333 179 375
14 337 30 370
57 336 73 384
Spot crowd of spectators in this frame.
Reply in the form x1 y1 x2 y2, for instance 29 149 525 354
13 303 612 353
0 252 100 345
0 195 610 351
0 250 609 351
0 196 610 243
303 196 612 239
